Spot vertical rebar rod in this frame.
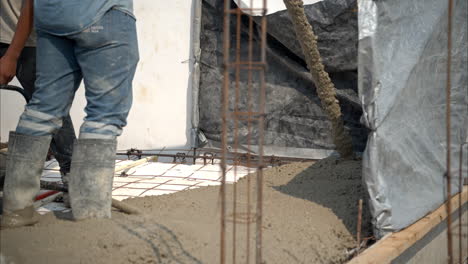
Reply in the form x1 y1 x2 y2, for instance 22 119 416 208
445 0 454 263
256 2 267 263
357 199 363 255
193 148 197 165
221 1 231 263
232 7 242 264
460 142 467 263
459 143 463 264
221 2 267 263
246 0 255 262
465 143 468 263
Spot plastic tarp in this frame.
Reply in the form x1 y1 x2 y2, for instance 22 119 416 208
233 0 323 16
359 0 468 237
197 0 368 158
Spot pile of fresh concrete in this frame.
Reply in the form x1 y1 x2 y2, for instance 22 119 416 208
0 156 371 264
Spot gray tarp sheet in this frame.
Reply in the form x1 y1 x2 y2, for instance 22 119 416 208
198 0 368 158
359 0 468 237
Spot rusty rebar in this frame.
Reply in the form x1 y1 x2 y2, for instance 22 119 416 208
221 1 267 263
357 199 363 255
465 143 468 263
460 142 467 263
256 2 267 263
193 148 197 165
221 1 231 263
246 1 255 260
117 150 315 168
445 0 454 263
458 143 461 264
231 7 243 263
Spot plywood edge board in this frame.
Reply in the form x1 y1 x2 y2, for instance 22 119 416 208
348 186 468 264
114 156 158 172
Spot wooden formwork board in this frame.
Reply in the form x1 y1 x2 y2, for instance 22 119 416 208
349 186 468 264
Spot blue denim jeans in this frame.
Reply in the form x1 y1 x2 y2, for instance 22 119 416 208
16 8 139 141
1 44 75 173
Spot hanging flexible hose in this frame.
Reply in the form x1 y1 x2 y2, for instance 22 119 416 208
0 84 30 101
283 0 354 159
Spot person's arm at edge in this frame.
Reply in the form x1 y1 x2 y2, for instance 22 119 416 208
0 0 34 84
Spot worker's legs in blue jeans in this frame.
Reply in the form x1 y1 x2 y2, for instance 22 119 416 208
1 8 139 227
17 9 139 139
0 44 75 174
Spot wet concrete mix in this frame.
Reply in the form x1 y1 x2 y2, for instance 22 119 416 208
0 156 371 264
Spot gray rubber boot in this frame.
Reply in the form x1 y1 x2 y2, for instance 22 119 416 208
69 139 116 220
1 132 52 229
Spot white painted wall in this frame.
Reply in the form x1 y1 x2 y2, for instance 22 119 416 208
0 0 195 151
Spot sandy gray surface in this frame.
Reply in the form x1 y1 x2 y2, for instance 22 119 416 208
0 157 370 264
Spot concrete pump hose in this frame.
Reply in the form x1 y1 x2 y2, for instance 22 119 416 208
283 0 354 159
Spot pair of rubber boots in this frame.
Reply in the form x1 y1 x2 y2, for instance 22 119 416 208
0 132 116 229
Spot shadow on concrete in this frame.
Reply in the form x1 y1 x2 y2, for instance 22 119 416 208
273 157 373 237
